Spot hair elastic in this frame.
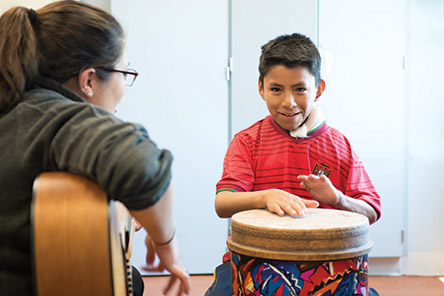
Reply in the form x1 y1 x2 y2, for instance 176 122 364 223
28 9 37 25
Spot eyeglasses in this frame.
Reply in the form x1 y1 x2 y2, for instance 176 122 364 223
97 68 139 87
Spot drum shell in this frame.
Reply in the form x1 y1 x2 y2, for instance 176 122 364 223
227 208 373 296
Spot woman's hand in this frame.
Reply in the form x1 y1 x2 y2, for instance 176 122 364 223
142 233 191 296
129 184 190 295
134 219 143 232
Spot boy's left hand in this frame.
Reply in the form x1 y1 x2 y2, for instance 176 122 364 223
297 174 340 206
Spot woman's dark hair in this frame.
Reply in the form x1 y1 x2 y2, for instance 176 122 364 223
259 33 321 86
0 1 124 112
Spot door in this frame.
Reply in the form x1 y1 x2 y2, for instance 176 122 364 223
111 0 230 274
318 0 406 257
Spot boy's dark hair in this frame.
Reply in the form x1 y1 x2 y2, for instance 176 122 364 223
259 33 321 85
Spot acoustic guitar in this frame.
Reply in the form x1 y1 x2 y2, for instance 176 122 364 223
31 172 135 296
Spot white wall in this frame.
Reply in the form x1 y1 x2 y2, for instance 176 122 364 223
230 0 318 136
319 0 406 263
110 0 230 274
402 0 444 275
85 0 110 12
0 1 109 14
317 0 444 276
3 0 444 276
0 0 53 14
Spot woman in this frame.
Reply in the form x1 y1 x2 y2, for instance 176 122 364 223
0 1 190 295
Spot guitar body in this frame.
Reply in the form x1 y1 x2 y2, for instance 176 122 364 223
31 172 134 296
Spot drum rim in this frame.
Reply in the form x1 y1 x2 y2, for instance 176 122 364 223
228 208 372 261
227 237 373 261
230 219 369 239
230 208 370 239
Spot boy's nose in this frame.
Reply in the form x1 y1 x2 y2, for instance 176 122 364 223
282 93 297 108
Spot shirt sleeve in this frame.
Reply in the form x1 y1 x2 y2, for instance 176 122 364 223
345 155 382 221
216 134 254 193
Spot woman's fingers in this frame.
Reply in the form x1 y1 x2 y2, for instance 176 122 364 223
161 265 190 296
163 275 177 295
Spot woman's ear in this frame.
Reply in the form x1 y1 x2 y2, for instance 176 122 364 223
315 79 326 100
258 79 265 101
78 68 96 99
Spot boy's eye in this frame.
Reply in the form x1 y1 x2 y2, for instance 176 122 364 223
295 87 306 92
270 87 281 92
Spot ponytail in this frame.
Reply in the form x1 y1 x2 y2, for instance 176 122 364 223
0 7 39 113
0 1 124 113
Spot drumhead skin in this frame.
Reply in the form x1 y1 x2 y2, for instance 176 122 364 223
227 208 372 261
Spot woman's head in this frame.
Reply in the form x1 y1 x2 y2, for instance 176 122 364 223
0 0 125 112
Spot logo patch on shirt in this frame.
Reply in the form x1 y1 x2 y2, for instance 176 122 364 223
312 162 331 177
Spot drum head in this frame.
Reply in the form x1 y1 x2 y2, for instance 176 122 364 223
227 208 372 261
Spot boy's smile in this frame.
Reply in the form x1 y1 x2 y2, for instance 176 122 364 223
258 65 325 131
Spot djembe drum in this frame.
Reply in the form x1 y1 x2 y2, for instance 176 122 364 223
227 208 372 296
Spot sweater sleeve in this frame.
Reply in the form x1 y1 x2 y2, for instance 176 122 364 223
20 91 172 210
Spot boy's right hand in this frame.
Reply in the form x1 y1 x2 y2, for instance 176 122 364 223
265 188 319 217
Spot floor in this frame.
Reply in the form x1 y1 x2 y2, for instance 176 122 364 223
143 274 444 295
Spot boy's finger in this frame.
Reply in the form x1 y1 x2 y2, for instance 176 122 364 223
283 205 298 217
297 175 308 181
267 202 286 216
289 202 307 217
303 199 319 208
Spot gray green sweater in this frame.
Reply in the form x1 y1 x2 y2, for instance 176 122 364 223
0 77 172 294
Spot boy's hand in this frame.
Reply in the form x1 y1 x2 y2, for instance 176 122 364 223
298 174 340 206
264 188 319 217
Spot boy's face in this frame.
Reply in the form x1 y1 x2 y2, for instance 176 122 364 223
259 65 325 131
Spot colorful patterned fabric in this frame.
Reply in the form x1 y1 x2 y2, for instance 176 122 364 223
231 252 369 296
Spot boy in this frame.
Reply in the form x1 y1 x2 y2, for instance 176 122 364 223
206 33 381 295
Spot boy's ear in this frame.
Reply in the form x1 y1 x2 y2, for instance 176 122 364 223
315 79 326 100
258 79 265 101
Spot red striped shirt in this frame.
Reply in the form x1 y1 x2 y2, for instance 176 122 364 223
216 115 381 219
